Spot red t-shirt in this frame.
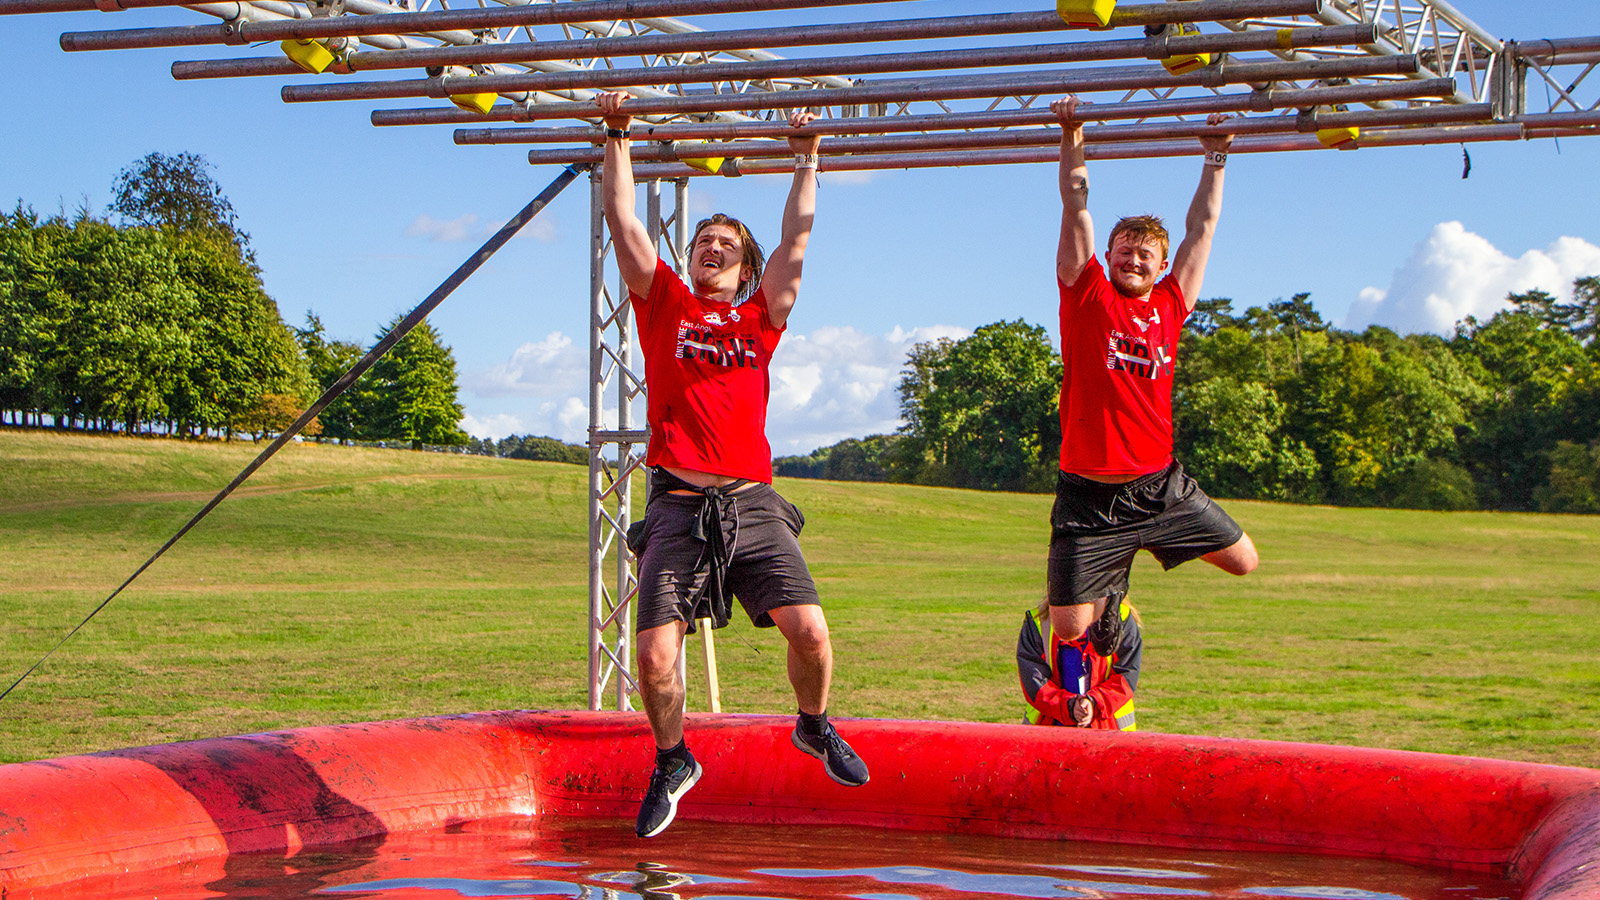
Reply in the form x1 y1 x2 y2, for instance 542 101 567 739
1057 256 1188 479
633 258 783 483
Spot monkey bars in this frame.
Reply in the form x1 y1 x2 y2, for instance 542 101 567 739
9 0 1600 712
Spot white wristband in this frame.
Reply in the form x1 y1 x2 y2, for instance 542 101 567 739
794 153 820 171
1204 149 1227 168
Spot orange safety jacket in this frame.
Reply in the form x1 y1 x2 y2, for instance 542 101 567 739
1017 602 1141 731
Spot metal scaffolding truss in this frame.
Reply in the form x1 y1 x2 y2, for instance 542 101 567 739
11 0 1599 710
17 0 1600 157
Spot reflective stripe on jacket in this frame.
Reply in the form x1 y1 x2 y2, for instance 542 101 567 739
1018 601 1141 731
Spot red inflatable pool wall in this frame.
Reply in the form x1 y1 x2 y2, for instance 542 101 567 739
1 712 1597 897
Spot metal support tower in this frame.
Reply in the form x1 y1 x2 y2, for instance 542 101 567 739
585 167 691 710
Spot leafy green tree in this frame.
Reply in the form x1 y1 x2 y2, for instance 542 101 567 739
1386 457 1479 511
163 229 311 436
1285 330 1481 506
1454 309 1593 509
110 152 249 255
0 207 54 424
296 313 366 443
44 219 198 433
1268 292 1328 374
235 393 321 442
1174 377 1318 501
1535 440 1600 513
900 320 1061 492
496 434 585 464
1512 278 1599 347
361 316 468 449
823 437 889 482
774 446 829 479
1185 296 1238 338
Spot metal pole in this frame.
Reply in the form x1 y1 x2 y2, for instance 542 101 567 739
172 9 1087 80
587 168 607 710
59 0 908 50
520 104 1496 166
281 24 1379 105
1516 110 1600 129
614 120 1559 176
454 78 1460 144
372 55 1420 127
58 0 1323 52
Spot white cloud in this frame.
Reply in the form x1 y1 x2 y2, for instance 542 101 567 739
466 332 587 397
460 333 596 442
766 323 969 455
459 412 526 440
404 211 560 243
1345 222 1600 334
459 324 970 454
406 213 484 243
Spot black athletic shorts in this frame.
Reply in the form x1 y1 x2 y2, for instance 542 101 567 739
631 477 820 634
1047 460 1243 608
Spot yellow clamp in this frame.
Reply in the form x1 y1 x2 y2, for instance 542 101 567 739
1317 126 1360 149
1057 0 1116 29
440 66 497 115
681 157 726 175
451 92 498 115
1160 22 1211 76
280 39 334 75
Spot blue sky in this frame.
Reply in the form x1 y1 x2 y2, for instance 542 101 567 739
4 2 1598 454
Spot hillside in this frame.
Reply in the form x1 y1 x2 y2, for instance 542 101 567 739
1 430 1596 766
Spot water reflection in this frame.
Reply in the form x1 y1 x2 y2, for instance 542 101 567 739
61 817 1517 900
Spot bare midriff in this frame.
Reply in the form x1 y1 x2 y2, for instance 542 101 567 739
664 465 760 494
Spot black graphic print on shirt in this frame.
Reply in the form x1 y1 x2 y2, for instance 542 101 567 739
675 308 762 369
1105 330 1172 380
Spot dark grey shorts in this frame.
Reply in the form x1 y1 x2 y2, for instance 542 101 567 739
1047 460 1243 608
632 481 820 634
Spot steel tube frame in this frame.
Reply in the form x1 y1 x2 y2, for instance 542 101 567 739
614 120 1543 178
281 23 1379 105
58 0 901 50
370 54 1420 127
453 79 1458 145
522 104 1494 166
170 3 1326 82
586 167 696 712
59 0 1324 52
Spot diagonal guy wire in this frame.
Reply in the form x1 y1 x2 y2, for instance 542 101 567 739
0 164 589 704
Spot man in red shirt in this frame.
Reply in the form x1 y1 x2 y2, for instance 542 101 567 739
597 91 869 840
1047 94 1260 652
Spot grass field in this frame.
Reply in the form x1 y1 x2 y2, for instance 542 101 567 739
1 429 1597 767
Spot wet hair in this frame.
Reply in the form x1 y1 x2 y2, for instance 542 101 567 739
1107 214 1170 262
691 213 766 303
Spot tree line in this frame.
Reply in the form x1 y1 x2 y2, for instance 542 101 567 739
1 153 470 449
777 279 1600 514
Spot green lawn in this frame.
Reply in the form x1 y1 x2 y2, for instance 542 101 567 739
1 429 1596 767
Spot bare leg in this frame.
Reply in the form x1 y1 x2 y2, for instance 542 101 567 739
1203 531 1259 575
636 620 689 749
1048 600 1099 644
768 604 831 715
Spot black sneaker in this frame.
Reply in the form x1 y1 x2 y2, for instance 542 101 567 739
791 723 870 786
635 754 702 838
1088 595 1124 657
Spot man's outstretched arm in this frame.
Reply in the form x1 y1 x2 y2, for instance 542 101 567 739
1055 96 1095 287
761 109 820 330
1169 114 1235 313
596 90 659 299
